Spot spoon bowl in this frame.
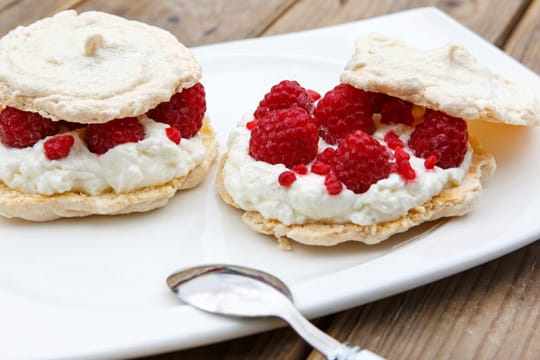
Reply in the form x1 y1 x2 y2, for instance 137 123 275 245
167 264 383 360
167 264 293 318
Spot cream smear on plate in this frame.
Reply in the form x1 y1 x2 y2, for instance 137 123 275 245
223 115 472 226
0 115 206 195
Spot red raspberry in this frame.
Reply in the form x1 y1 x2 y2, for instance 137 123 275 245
368 91 396 113
59 120 85 131
43 135 74 160
316 147 336 165
0 107 58 148
249 108 318 168
87 117 145 154
408 110 468 169
424 155 437 170
254 80 314 119
314 84 374 144
246 120 257 130
329 130 393 194
384 131 416 181
278 171 297 187
324 172 343 195
311 161 330 175
394 147 416 181
380 100 414 126
292 164 308 175
307 89 321 101
383 130 404 150
148 82 206 138
166 127 182 145
394 146 410 161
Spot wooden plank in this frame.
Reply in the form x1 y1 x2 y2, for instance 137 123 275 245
0 0 82 36
146 324 314 360
306 242 540 360
504 0 540 73
0 0 18 12
0 0 299 45
263 0 530 46
71 0 297 46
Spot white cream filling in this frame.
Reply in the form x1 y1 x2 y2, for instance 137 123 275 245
223 118 472 226
0 115 206 195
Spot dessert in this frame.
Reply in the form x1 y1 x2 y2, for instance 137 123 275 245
217 34 539 247
0 11 217 221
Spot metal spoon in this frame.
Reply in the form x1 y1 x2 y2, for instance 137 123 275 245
166 264 383 360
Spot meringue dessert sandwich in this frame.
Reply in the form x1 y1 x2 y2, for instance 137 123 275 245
218 33 539 247
0 11 217 221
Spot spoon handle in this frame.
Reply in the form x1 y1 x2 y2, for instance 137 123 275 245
279 301 384 360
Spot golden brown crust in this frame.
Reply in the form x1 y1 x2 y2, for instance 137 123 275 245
216 137 495 246
0 120 217 221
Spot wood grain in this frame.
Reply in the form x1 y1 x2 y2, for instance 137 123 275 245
71 0 297 46
263 0 530 46
0 0 299 45
306 242 539 360
147 325 314 360
0 0 18 12
504 0 540 73
0 0 82 35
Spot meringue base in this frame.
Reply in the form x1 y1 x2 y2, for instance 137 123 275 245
0 121 217 221
217 137 495 246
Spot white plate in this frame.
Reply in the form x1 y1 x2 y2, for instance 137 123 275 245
1 7 539 360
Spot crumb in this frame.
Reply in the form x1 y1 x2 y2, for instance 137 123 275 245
278 237 293 251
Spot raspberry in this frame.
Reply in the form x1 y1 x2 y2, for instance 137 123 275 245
307 89 321 101
394 146 410 161
380 100 414 126
254 80 314 119
324 172 343 195
316 147 336 165
330 130 392 194
384 131 416 181
0 107 58 148
59 120 85 131
394 147 416 181
368 92 397 113
246 120 257 130
249 108 319 168
424 155 437 170
87 117 145 154
166 127 182 145
292 164 308 175
278 171 296 187
148 82 206 138
43 135 74 160
314 84 374 144
408 110 468 169
311 161 330 175
383 130 404 150
397 160 416 181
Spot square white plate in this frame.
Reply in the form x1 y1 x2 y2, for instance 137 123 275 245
1 7 539 360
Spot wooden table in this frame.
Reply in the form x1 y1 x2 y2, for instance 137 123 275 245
1 1 538 359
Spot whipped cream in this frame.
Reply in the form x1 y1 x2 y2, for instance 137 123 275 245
222 117 472 226
0 116 206 195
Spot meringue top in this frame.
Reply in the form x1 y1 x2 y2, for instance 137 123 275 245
0 10 201 123
341 33 539 126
